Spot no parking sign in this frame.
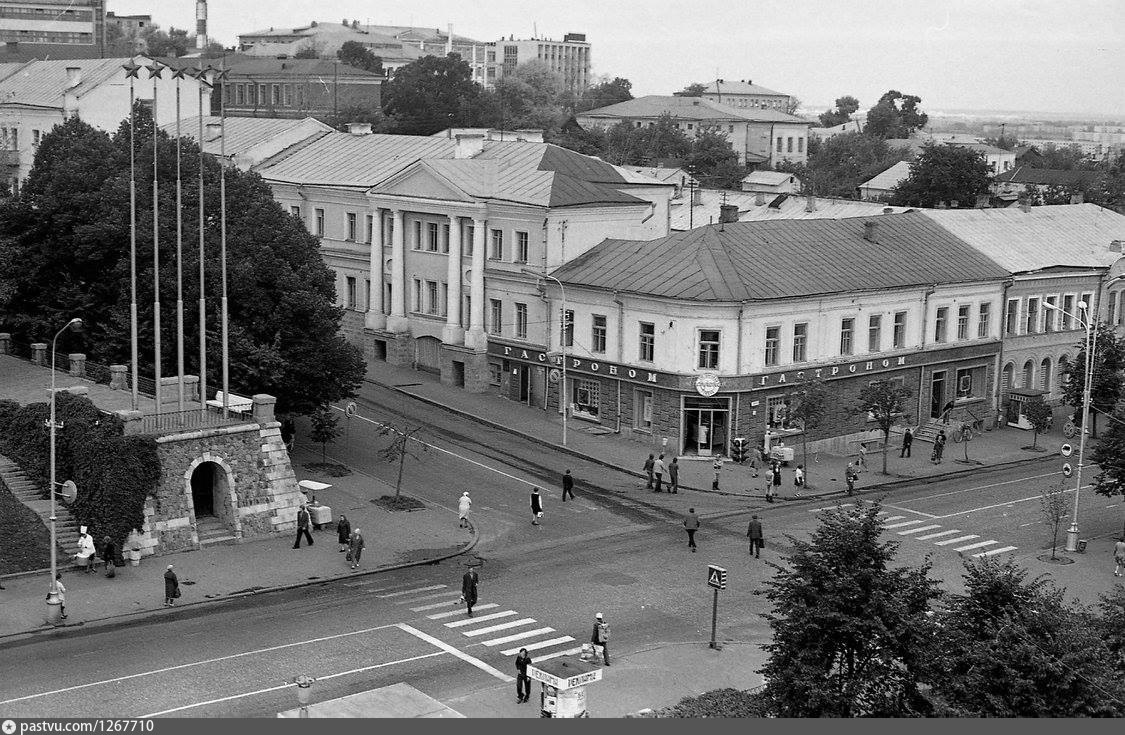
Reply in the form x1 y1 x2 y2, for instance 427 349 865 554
1062 462 1073 477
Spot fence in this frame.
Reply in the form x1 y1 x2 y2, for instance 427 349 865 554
140 407 248 434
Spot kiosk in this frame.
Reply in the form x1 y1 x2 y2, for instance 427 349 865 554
528 655 604 718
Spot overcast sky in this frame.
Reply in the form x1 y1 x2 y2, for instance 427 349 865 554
112 0 1124 117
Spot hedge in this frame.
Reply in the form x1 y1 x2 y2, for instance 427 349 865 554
0 394 161 563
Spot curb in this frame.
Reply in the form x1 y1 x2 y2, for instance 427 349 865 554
0 520 479 644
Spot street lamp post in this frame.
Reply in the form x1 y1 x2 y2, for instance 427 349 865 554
522 268 567 447
45 317 82 625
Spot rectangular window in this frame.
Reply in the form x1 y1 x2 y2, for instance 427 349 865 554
776 137 783 153
634 389 653 432
346 212 357 241
441 223 450 253
840 318 854 355
271 84 280 105
893 312 906 348
412 278 422 313
573 378 600 419
462 295 471 329
1005 298 1019 334
32 129 42 147
346 276 357 309
464 224 475 256
935 307 948 343
798 137 805 153
365 279 371 311
489 299 502 335
515 231 529 263
412 221 422 250
258 84 266 105
1062 294 1074 329
515 303 528 339
592 315 607 353
787 136 793 153
698 330 721 369
764 326 780 366
978 303 991 338
1026 297 1040 334
1044 296 1058 331
639 322 655 362
956 366 984 399
488 362 502 386
868 315 881 352
290 205 300 218
439 283 448 317
427 222 439 251
235 84 244 105
365 214 374 244
957 305 970 340
282 84 292 106
792 323 808 362
490 229 503 260
314 208 324 236
426 281 439 315
563 309 574 347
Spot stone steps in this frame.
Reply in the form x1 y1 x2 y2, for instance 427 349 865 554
0 452 82 560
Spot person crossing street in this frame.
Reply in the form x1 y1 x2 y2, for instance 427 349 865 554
561 470 575 501
747 515 764 558
683 508 700 552
462 566 479 617
653 454 666 492
668 457 680 493
292 504 313 548
591 613 610 666
531 487 544 525
643 454 655 489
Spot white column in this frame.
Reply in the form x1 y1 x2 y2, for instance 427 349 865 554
442 214 464 345
364 206 387 330
386 209 408 333
464 217 487 350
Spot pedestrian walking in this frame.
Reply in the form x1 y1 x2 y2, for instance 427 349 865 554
531 487 544 525
292 504 314 548
101 535 117 578
653 454 666 492
683 508 700 552
561 470 575 501
336 514 351 552
845 462 858 495
747 445 760 478
900 427 913 458
771 460 782 489
858 442 869 470
348 528 365 569
643 454 655 489
747 515 764 558
794 464 805 490
458 491 472 528
54 572 67 619
515 649 533 703
764 478 775 504
163 564 179 607
668 457 680 494
461 567 479 617
712 457 723 491
934 430 947 463
590 613 611 666
1114 538 1125 577
75 526 95 574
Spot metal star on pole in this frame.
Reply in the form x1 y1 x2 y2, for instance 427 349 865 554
171 66 188 81
122 60 142 78
146 61 164 79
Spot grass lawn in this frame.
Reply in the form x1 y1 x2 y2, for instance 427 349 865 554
0 482 52 574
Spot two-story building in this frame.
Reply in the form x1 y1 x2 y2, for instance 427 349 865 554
163 115 333 170
693 78 792 112
214 56 382 120
543 214 1010 456
255 127 673 396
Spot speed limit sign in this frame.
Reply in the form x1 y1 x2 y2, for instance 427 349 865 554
1062 462 1073 477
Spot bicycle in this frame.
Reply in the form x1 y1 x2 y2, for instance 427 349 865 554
951 416 985 443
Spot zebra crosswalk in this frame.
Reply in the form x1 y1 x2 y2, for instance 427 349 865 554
809 503 1018 558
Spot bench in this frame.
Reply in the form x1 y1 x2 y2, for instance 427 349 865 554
206 390 253 415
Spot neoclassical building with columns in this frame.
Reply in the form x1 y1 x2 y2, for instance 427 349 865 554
258 127 673 392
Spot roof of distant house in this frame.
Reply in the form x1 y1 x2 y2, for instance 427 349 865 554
578 95 808 124
552 212 1006 301
240 21 480 45
921 204 1125 273
619 166 696 186
741 171 799 187
162 116 334 158
669 189 912 230
883 136 1011 157
700 80 788 97
0 57 129 109
992 166 1102 187
220 56 385 78
860 160 913 192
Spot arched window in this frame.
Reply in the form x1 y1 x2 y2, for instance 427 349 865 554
1058 355 1070 393
1002 362 1014 393
1040 357 1052 392
1022 360 1035 389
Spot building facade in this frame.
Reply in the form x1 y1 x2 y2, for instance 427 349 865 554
0 0 105 59
695 79 792 112
213 57 382 120
495 33 590 93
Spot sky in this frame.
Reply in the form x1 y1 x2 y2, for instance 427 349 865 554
111 0 1125 117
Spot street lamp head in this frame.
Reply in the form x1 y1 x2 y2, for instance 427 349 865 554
67 318 84 332
1077 301 1088 311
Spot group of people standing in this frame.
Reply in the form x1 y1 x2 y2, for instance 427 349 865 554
643 453 680 493
73 526 120 577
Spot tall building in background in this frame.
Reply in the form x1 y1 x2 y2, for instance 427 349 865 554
496 33 590 93
0 0 106 59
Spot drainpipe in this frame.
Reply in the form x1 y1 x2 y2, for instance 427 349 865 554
736 301 746 371
614 291 625 433
919 285 935 424
540 218 549 271
536 278 551 412
558 220 568 266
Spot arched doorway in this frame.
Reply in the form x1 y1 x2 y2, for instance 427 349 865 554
187 459 238 544
191 462 217 517
1022 360 1035 389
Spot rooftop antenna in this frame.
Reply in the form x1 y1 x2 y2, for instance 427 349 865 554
533 22 537 39
719 190 728 231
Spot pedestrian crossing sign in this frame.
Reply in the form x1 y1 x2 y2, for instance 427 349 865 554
707 565 727 590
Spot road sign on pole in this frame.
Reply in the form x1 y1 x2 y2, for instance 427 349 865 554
1060 443 1073 457
707 565 726 651
1062 462 1073 477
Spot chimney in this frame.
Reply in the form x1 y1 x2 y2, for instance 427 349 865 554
882 206 894 215
975 194 991 208
755 193 765 206
65 66 81 88
805 195 816 213
1110 240 1124 253
1070 191 1085 204
347 122 373 136
205 121 221 140
719 204 739 224
446 24 454 55
454 132 485 159
1020 200 1032 213
352 19 359 29
863 220 878 242
196 0 208 50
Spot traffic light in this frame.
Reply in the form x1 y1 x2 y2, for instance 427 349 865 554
731 437 749 463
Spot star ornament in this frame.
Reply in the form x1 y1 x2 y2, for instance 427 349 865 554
146 61 164 79
122 61 142 78
171 66 188 80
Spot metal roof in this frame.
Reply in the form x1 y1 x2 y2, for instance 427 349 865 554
703 80 788 97
163 116 333 158
670 189 912 230
921 204 1125 273
860 160 912 192
553 212 1008 301
741 171 797 186
0 57 128 109
221 56 384 78
578 95 808 124
992 166 1102 186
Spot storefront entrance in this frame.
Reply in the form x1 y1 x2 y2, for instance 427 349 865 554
930 371 946 418
682 396 730 456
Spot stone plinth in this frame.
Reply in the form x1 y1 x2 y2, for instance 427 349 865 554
68 353 86 378
109 364 128 390
30 342 47 366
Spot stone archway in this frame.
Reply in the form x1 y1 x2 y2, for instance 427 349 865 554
184 453 241 544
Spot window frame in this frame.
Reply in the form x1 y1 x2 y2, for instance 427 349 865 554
314 208 324 236
868 314 882 353
515 302 528 339
489 229 504 260
977 302 991 338
1026 297 1040 334
638 322 655 362
345 276 358 309
934 306 949 343
515 231 529 263
792 322 808 362
488 299 503 335
839 317 855 356
764 325 780 367
698 329 721 369
957 304 970 340
591 314 607 353
345 212 357 242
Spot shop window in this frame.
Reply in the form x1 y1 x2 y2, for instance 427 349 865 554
957 305 970 340
840 318 854 355
764 326 780 366
893 311 906 348
634 389 653 432
488 362 502 386
792 323 808 362
868 315 881 352
955 366 982 398
766 396 791 430
698 330 721 369
639 322 655 362
978 303 991 337
573 379 600 419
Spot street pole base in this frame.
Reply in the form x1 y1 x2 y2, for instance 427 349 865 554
45 595 62 626
709 642 723 651
1064 526 1079 553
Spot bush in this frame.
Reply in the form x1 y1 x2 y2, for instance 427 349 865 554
662 688 773 718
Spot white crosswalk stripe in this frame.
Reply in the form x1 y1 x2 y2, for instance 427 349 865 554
444 611 519 628
915 529 964 541
500 637 576 656
934 534 979 546
463 619 538 637
973 546 1018 557
397 590 461 604
883 520 926 530
896 524 943 535
880 516 906 523
376 584 446 598
810 503 854 512
427 603 498 620
954 540 998 553
534 647 584 662
411 600 461 612
481 628 556 647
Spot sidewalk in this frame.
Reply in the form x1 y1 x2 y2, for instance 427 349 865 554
0 450 475 640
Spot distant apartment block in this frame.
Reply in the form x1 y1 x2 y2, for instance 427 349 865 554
495 33 590 92
692 78 792 112
0 0 105 59
214 56 382 121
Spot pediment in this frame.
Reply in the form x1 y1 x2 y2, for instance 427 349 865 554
370 163 476 203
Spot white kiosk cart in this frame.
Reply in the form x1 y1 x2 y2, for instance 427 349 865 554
528 655 604 718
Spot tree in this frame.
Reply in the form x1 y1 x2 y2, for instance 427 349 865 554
798 132 911 198
1037 142 1097 171
983 133 1016 151
786 377 830 488
337 41 383 76
864 90 928 140
378 422 427 499
140 25 191 57
1090 400 1125 499
491 61 567 131
678 82 708 97
818 95 860 128
1095 585 1125 674
1024 399 1053 449
308 406 341 464
574 76 633 113
758 502 941 717
685 130 744 188
928 558 1125 716
891 143 991 208
784 97 802 116
1062 323 1125 438
1039 481 1068 559
0 111 365 417
381 54 483 135
855 379 912 474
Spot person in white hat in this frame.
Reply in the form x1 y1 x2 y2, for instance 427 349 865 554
458 492 472 529
75 526 95 574
590 613 610 666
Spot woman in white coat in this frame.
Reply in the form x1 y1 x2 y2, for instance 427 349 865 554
75 527 96 574
458 492 472 529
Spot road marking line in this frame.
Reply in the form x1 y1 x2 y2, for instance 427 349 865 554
974 546 1018 557
411 600 462 612
954 540 999 553
462 618 538 637
480 627 556 647
934 485 1088 519
915 529 964 540
896 524 943 535
882 505 940 519
397 623 514 683
500 637 576 656
427 603 499 620
136 651 446 718
396 590 462 604
810 503 854 512
376 584 446 598
534 647 584 662
0 623 399 706
906 472 1060 503
445 610 519 628
880 516 905 523
934 534 979 546
883 520 926 529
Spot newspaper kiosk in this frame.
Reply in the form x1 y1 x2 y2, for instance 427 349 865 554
528 655 603 718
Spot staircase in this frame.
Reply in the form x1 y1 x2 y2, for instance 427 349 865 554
195 516 237 546
911 419 945 444
0 454 81 562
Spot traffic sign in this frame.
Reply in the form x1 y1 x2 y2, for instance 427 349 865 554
1062 462 1073 477
548 368 561 384
344 401 357 417
707 564 727 590
59 480 77 504
1060 443 1073 457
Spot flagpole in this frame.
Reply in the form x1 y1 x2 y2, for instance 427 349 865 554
174 65 185 414
148 60 163 416
219 60 229 419
124 60 140 412
196 65 209 421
